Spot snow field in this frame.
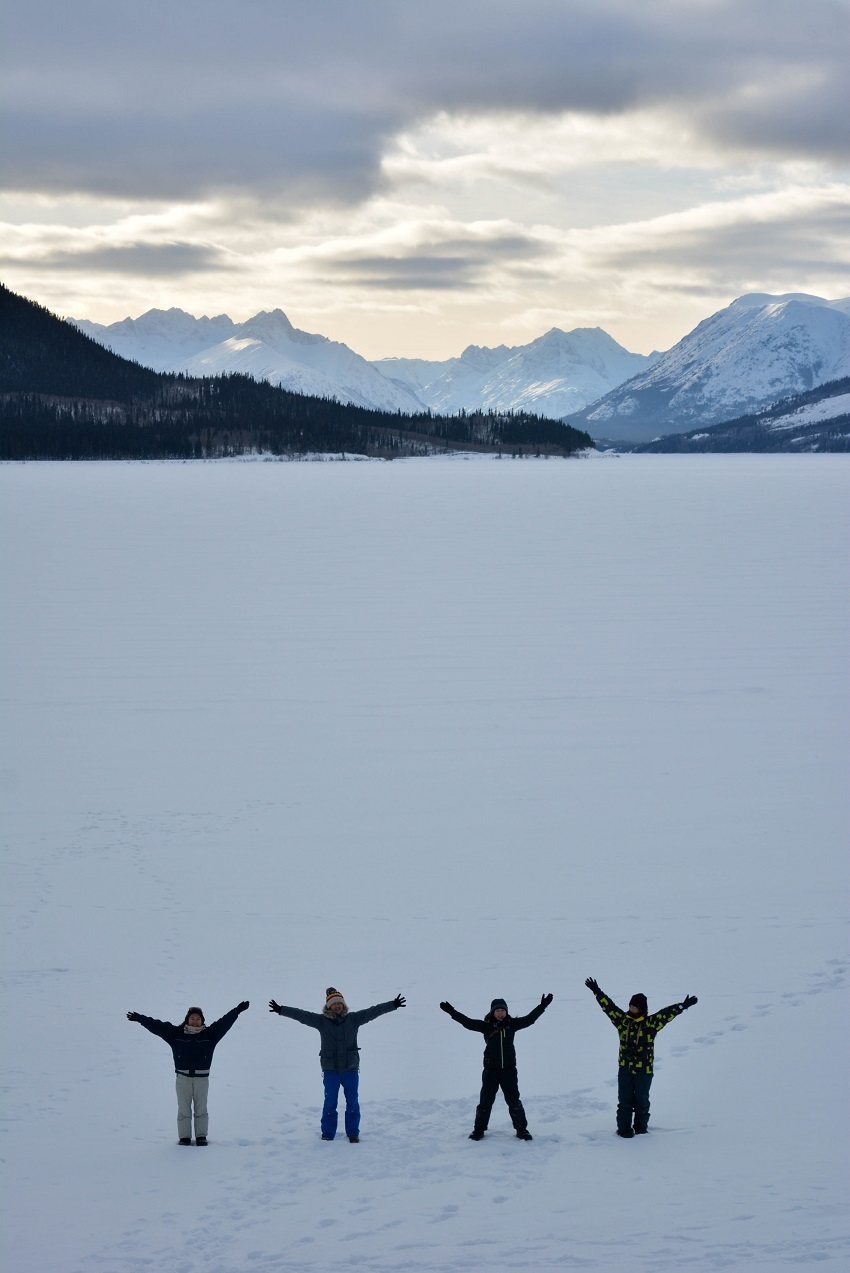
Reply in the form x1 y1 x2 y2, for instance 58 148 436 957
1 454 848 1272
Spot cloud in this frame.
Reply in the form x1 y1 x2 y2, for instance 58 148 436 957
330 231 546 290
11 240 233 276
2 1 847 205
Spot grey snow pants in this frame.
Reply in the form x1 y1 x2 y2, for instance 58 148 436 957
176 1074 209 1139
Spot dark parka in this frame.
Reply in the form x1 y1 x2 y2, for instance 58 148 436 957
135 1005 243 1075
272 1002 399 1072
590 988 684 1074
442 1001 548 1068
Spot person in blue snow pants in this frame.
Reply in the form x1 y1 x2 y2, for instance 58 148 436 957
269 986 405 1141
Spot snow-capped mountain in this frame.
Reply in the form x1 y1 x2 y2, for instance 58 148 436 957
71 308 424 414
631 376 850 453
72 308 656 418
571 294 850 444
373 327 658 417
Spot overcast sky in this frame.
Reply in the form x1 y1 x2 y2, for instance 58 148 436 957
2 0 848 357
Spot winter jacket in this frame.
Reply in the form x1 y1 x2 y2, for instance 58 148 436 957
136 1005 243 1075
591 988 684 1075
273 1002 398 1072
443 1001 547 1069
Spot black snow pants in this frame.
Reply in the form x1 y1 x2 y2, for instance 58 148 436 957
474 1065 528 1133
617 1067 653 1134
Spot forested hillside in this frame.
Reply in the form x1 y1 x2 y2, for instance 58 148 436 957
0 286 593 460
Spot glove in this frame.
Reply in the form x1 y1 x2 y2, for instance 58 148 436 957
393 994 406 1008
682 994 698 1010
540 993 553 1008
268 999 282 1014
238 1000 250 1013
126 1011 141 1022
585 977 600 995
439 1001 453 1013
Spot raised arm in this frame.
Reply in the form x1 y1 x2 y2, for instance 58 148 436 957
348 998 404 1027
439 1002 487 1033
126 1012 173 1041
650 994 697 1031
512 993 553 1030
584 978 626 1026
207 1001 249 1042
268 1001 326 1028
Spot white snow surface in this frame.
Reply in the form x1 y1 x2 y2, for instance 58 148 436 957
1 456 848 1273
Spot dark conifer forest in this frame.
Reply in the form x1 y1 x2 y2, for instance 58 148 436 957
0 285 594 460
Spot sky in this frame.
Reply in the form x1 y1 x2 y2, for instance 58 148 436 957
1 0 849 359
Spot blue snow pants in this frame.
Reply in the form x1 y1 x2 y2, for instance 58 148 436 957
322 1070 360 1138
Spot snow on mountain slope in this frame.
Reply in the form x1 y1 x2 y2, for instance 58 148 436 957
73 308 237 370
574 293 850 444
373 328 656 417
72 308 424 413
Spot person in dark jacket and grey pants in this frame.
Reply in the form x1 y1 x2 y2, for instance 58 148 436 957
127 1001 249 1144
440 993 553 1140
269 986 405 1141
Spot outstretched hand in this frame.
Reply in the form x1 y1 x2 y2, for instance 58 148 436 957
540 993 553 1008
268 999 282 1014
682 994 698 1009
238 1000 250 1013
439 1001 453 1014
584 977 600 995
393 994 406 1008
126 1011 141 1022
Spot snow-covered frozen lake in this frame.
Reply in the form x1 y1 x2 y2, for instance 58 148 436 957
2 454 848 1272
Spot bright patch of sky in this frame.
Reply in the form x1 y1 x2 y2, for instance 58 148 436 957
1 0 848 358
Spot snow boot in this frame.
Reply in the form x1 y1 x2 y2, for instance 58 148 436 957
348 1135 359 1143
195 1137 208 1146
321 1134 334 1141
516 1129 533 1140
633 1126 648 1135
617 1128 634 1138
469 1129 485 1140
179 1138 192 1146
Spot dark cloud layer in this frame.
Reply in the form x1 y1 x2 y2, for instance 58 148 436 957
10 242 232 276
2 0 847 203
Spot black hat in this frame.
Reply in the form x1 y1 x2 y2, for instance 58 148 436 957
490 998 508 1013
629 994 648 1016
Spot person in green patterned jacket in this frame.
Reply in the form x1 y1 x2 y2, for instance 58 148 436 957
585 978 697 1138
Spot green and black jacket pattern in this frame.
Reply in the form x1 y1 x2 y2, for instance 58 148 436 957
591 989 684 1074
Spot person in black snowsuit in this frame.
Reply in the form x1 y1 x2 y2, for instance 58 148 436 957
269 986 405 1141
127 1001 249 1144
440 994 553 1140
585 978 697 1137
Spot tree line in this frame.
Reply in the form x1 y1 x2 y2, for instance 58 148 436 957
0 285 594 460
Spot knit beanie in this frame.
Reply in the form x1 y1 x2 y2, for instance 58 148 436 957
325 987 346 1010
183 1006 205 1025
629 993 648 1016
490 998 509 1014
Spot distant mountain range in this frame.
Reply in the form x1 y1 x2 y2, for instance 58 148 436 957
71 309 658 419
570 294 850 444
72 292 850 447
